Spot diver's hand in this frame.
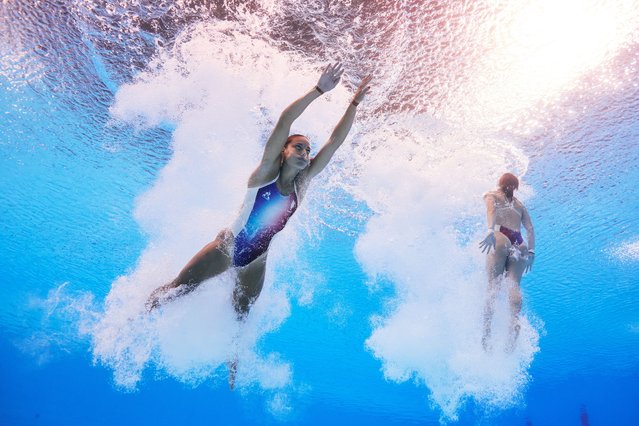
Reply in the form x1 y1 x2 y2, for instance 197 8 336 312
479 231 496 254
525 251 535 273
351 75 372 105
316 62 344 93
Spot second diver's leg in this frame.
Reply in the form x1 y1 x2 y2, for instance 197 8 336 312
146 229 233 311
482 232 511 351
505 244 528 351
482 279 498 351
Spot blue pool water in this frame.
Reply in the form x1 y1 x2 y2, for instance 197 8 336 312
2 1 639 424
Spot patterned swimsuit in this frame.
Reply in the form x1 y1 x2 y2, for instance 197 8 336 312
230 176 298 267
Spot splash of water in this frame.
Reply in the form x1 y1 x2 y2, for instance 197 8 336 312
88 21 356 396
610 239 639 262
31 0 637 420
83 8 542 420
348 115 540 419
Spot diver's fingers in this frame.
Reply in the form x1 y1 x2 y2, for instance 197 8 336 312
324 63 332 74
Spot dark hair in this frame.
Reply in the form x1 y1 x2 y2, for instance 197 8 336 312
285 134 309 147
498 173 519 190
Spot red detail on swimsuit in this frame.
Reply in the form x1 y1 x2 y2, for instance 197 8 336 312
499 226 524 246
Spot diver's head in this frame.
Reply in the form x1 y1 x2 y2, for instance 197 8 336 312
498 173 519 198
281 134 311 170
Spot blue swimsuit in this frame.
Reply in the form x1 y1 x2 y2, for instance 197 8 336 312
230 176 298 267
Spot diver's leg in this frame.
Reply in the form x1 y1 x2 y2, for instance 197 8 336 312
228 253 267 388
146 229 233 311
228 359 237 391
232 253 268 321
505 244 528 285
505 244 528 351
505 283 523 352
482 232 511 350
487 231 512 279
482 279 498 351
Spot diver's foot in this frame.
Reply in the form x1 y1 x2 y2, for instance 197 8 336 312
145 284 179 313
228 360 237 391
146 283 181 313
145 296 159 313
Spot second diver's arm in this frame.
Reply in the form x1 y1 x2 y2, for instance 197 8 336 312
522 206 535 251
484 194 497 232
522 205 535 272
479 194 497 254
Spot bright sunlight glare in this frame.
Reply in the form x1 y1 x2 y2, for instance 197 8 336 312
457 0 639 128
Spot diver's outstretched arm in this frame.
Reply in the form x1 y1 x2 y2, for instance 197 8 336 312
305 75 372 180
522 205 535 272
521 206 535 251
250 63 344 184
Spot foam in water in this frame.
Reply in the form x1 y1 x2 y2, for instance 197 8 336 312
12 0 639 421
79 15 541 420
87 22 354 395
49 0 639 417
20 283 97 366
344 1 636 419
610 239 639 262
349 117 539 420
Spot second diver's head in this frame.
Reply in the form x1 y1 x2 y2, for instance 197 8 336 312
281 134 311 170
498 172 519 198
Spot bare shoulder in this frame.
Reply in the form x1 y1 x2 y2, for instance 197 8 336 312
247 166 279 188
483 190 500 201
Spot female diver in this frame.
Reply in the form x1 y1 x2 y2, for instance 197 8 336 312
146 63 371 320
479 173 535 351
